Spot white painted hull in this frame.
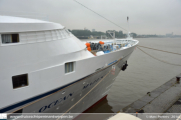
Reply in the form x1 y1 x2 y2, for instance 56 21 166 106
4 46 135 117
0 16 139 120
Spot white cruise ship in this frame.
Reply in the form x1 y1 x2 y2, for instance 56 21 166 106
0 16 138 115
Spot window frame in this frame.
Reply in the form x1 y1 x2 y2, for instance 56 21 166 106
65 62 75 74
12 74 29 89
1 33 20 45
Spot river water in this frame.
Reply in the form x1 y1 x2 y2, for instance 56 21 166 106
82 38 181 113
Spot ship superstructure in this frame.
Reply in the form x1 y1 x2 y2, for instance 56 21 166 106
0 16 138 116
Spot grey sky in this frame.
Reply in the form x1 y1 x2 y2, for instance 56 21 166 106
0 0 181 35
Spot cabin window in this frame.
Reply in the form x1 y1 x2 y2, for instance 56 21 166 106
1 34 19 44
65 62 74 73
12 74 28 89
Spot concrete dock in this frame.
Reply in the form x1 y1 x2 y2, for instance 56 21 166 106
120 73 181 118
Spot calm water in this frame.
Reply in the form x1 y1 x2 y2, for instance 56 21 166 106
82 38 181 113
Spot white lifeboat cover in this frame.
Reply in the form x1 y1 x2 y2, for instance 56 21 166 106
96 51 104 56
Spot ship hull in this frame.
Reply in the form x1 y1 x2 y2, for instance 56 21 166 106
14 51 131 114
3 45 136 120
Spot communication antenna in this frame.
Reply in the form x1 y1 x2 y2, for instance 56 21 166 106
127 16 132 39
127 16 130 32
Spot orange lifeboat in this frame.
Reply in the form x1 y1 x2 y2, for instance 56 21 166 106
99 41 104 44
85 42 90 47
87 47 91 51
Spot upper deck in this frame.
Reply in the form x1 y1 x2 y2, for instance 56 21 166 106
82 38 139 56
0 16 64 33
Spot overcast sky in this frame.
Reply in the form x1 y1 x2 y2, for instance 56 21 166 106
0 0 181 35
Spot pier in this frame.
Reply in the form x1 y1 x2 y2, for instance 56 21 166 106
120 73 181 116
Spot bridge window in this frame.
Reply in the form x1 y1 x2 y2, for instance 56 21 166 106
65 62 74 73
1 34 19 44
12 74 28 89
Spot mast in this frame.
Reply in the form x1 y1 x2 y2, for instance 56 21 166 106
127 16 132 39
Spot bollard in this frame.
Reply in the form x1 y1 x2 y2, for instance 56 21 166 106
147 92 151 96
176 76 181 84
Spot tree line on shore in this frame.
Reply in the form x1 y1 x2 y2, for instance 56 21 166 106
68 29 137 39
68 29 181 39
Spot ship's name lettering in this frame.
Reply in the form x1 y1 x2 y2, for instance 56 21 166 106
38 75 105 112
39 92 74 112
83 75 105 89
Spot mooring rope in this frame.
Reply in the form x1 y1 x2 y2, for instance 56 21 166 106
137 47 181 66
138 45 181 56
73 0 128 32
56 58 122 120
